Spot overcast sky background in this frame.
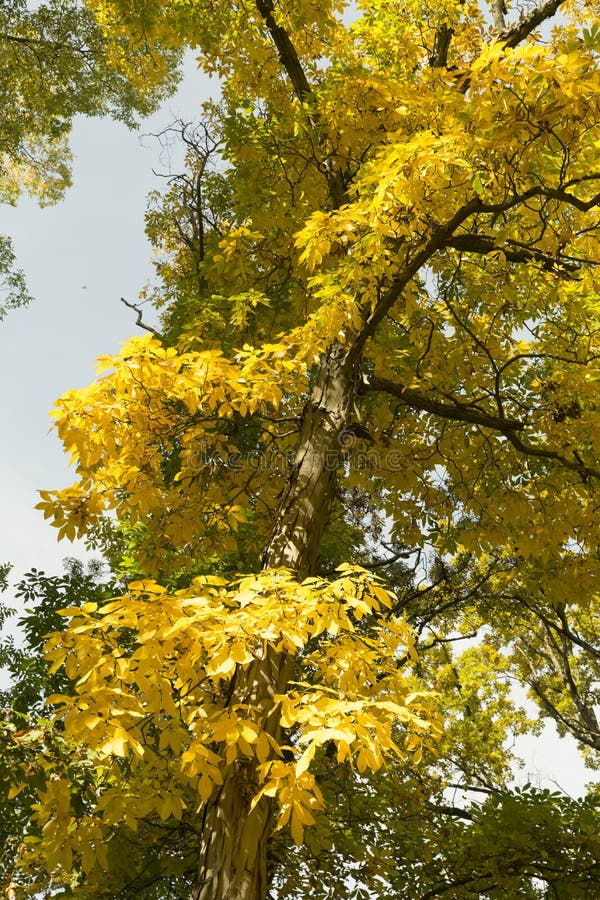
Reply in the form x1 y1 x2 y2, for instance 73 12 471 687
0 54 212 578
0 52 593 799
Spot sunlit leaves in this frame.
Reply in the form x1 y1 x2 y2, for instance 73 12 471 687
16 567 439 878
37 334 304 572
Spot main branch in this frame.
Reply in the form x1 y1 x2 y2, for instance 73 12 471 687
364 375 524 433
254 0 347 207
500 0 567 49
365 374 600 481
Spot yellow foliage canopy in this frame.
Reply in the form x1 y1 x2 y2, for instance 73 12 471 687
14 568 438 882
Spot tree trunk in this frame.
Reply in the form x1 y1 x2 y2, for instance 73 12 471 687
192 343 359 899
262 342 359 576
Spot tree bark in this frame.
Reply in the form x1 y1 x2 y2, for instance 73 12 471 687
192 343 359 899
262 342 359 577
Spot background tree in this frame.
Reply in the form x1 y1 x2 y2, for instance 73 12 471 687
0 0 180 319
6 0 600 898
0 562 115 896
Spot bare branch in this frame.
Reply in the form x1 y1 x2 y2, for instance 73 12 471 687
350 197 486 357
359 548 412 570
446 233 590 274
451 0 569 94
255 0 312 104
0 30 82 52
504 430 600 481
351 180 600 360
120 297 162 339
528 678 600 751
365 373 600 481
425 802 474 821
508 595 600 660
430 24 454 68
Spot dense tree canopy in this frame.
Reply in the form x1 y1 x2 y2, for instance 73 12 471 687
2 0 600 898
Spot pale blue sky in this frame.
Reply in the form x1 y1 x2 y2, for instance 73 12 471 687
0 54 212 577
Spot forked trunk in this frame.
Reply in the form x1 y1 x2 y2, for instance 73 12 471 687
192 344 358 899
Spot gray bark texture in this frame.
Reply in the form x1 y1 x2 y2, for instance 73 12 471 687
191 343 359 900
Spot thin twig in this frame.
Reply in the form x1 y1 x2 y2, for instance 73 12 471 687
120 297 162 339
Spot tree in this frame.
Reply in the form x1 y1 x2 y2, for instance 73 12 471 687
0 562 117 895
8 0 600 897
0 0 180 319
265 551 600 898
3 557 599 898
0 235 30 323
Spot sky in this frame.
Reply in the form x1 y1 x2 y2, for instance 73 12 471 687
0 47 594 799
0 53 212 579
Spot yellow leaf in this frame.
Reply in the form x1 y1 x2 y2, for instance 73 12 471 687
7 783 25 800
102 726 129 758
256 731 271 764
198 775 214 803
239 721 259 744
295 741 316 777
290 805 306 846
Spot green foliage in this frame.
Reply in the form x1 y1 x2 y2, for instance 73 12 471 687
273 770 600 898
0 560 115 716
0 0 180 207
2 552 599 897
0 0 182 325
0 235 31 320
0 561 197 899
0 562 116 894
